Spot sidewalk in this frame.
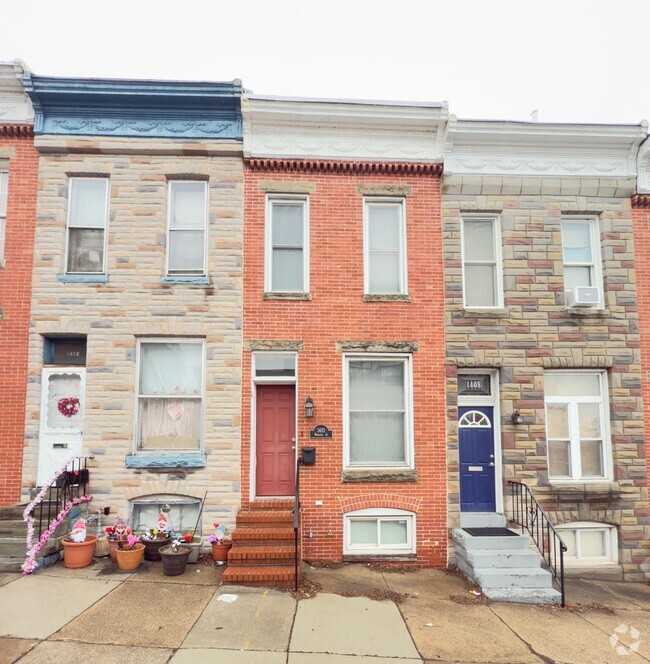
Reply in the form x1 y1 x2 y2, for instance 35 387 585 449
0 558 648 663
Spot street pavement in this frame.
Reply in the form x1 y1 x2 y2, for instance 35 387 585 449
0 558 649 663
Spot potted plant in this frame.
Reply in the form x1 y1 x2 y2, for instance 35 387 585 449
115 534 145 571
62 518 97 569
105 516 131 562
180 530 202 564
140 528 172 561
209 523 232 563
159 539 192 576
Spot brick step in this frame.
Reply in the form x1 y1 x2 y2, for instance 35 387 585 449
222 565 296 588
228 545 297 565
250 500 294 511
232 527 295 545
236 511 293 527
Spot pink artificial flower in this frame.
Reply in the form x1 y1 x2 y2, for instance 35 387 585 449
127 534 139 549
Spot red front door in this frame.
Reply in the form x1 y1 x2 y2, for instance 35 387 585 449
256 385 296 496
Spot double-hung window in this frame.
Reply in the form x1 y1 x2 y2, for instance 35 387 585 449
66 178 109 274
461 216 502 308
364 198 407 295
0 170 7 263
561 218 602 305
556 522 618 565
136 340 204 451
544 372 610 481
265 195 309 292
344 508 415 555
167 181 208 275
345 355 412 468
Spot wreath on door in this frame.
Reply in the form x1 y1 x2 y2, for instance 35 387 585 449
57 397 80 418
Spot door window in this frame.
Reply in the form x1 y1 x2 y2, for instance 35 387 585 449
46 372 83 430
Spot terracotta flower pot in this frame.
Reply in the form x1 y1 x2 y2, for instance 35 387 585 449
108 539 119 562
62 535 98 569
141 536 171 561
115 543 145 571
160 545 191 576
211 540 232 563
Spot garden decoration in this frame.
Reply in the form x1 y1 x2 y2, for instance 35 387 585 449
62 517 97 568
115 533 145 571
209 523 232 563
140 514 172 561
105 516 132 562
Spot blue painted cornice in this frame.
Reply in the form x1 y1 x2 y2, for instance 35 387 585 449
24 74 242 140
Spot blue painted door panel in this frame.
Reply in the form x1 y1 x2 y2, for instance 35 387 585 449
459 406 496 512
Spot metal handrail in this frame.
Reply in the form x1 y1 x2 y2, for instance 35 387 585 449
508 480 567 607
293 459 301 591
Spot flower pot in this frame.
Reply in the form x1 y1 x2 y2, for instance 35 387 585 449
141 536 171 561
115 543 145 571
108 539 121 562
62 535 98 569
159 545 191 576
211 540 232 563
94 535 110 557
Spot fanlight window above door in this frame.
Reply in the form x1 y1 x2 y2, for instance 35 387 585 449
458 410 491 428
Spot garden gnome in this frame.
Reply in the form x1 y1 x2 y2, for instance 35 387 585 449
157 512 169 532
70 518 87 543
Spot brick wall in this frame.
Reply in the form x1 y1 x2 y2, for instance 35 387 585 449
0 129 38 506
243 161 447 567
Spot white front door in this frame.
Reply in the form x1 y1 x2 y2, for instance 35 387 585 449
37 368 86 486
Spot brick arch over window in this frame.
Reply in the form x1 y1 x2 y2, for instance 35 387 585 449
338 494 422 514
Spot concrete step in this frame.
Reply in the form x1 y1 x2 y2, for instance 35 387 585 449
452 528 529 551
0 556 24 573
467 549 542 569
484 587 562 605
0 520 26 537
0 505 29 520
250 500 294 511
460 513 507 529
228 545 296 565
0 538 28 557
222 564 295 588
236 511 294 528
474 567 553 590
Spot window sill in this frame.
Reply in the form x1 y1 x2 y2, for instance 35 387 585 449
341 469 418 483
263 292 312 301
565 307 610 317
58 274 108 284
363 294 411 303
343 554 417 562
161 276 209 286
548 481 620 495
125 454 206 469
463 307 508 316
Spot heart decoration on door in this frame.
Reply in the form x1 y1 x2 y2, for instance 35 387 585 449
57 397 80 418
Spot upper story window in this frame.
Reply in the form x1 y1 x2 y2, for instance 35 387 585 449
364 198 407 295
136 339 204 451
561 218 602 307
461 216 502 308
344 355 413 469
66 178 109 274
544 371 611 481
0 170 7 263
167 181 208 276
265 195 309 292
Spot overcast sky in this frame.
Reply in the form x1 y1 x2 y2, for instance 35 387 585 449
2 0 649 125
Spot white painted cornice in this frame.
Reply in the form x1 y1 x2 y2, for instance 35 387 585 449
243 94 448 162
637 136 650 194
0 60 33 125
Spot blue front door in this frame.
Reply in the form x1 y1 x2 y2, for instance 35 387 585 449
459 406 496 512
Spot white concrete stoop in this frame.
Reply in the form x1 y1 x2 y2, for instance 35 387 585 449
453 513 562 605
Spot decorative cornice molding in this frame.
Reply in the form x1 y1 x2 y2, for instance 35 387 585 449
246 158 442 176
637 136 650 194
632 194 650 209
0 61 33 125
0 123 33 137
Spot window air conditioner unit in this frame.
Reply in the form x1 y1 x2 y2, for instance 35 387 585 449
566 286 600 308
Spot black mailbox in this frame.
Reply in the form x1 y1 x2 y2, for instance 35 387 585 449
301 447 316 465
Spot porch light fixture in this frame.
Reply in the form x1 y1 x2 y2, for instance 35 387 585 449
304 396 314 418
511 410 524 425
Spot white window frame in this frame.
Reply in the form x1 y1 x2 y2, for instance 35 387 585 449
460 215 503 309
65 177 110 275
544 371 612 482
343 353 414 470
0 170 8 264
561 216 603 308
344 508 416 555
556 521 618 566
363 197 408 295
130 494 203 535
264 194 309 293
166 180 209 276
133 338 205 453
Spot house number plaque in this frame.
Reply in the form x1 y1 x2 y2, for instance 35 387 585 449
309 424 333 438
458 374 491 396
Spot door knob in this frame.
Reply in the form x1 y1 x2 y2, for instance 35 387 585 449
489 454 494 459
291 446 296 451
489 462 495 467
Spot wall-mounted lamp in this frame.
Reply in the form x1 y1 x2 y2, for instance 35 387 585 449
511 410 524 425
304 396 314 418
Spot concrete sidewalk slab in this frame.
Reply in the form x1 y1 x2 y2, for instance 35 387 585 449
305 563 391 596
580 609 650 659
41 559 133 581
289 655 422 663
0 574 19 588
491 603 647 664
182 586 295 652
382 568 471 599
399 598 539 663
17 641 173 663
171 649 286 663
290 593 420 659
54 581 215 648
0 637 37 664
567 578 650 611
0 575 120 639
123 561 223 586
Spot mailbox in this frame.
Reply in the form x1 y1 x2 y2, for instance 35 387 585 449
301 447 316 465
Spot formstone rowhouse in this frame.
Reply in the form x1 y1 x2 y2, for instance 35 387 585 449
0 61 38 507
230 96 449 583
20 74 244 538
444 120 650 581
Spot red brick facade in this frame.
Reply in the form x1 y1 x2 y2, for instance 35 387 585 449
242 159 447 566
0 126 38 506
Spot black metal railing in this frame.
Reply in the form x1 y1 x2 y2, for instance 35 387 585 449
293 458 302 591
508 480 567 607
33 456 92 542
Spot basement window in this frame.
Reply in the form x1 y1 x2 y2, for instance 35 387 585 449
344 508 415 555
556 522 617 565
130 495 202 535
